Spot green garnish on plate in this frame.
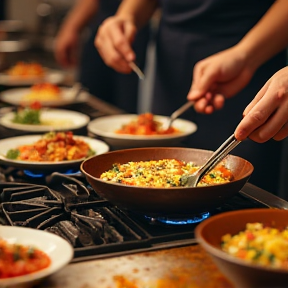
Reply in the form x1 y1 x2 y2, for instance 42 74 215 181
6 149 20 159
13 107 41 125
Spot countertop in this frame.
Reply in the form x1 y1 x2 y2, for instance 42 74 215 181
36 244 233 288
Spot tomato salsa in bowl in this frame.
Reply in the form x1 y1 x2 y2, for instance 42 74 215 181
87 114 197 148
0 238 51 279
0 226 73 288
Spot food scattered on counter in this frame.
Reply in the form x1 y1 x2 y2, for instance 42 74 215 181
6 131 95 162
21 82 61 102
221 222 288 269
0 238 51 278
111 245 233 288
113 275 138 288
100 159 233 187
6 61 45 78
115 113 180 135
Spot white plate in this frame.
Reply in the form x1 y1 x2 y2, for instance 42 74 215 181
87 114 197 148
0 87 89 107
0 135 109 172
0 109 90 132
0 69 65 86
0 225 73 288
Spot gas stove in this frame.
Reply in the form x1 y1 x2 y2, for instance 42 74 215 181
1 165 288 263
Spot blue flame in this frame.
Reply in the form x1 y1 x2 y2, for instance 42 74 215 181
144 211 210 225
23 169 80 178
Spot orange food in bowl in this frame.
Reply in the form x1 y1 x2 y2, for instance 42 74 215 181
6 131 95 162
0 238 51 278
7 61 45 77
221 222 288 269
195 209 288 288
115 113 179 135
22 83 61 102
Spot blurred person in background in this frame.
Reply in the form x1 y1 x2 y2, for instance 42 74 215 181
95 0 288 194
0 1 5 20
54 0 151 113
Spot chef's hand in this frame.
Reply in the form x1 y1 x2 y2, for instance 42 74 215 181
187 46 255 114
54 25 79 68
234 66 288 143
94 16 137 74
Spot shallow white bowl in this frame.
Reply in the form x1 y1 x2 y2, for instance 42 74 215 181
0 87 89 107
0 134 109 172
0 68 65 86
87 114 197 148
0 109 90 132
0 225 73 288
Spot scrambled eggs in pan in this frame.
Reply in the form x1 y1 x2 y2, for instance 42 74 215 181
100 159 233 188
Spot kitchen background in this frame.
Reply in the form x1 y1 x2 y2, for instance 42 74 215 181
0 0 156 113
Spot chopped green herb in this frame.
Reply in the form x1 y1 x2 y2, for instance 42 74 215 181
87 149 95 157
27 246 35 258
6 149 20 159
13 108 41 124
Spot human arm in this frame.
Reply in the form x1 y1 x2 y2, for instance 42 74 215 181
187 0 288 114
234 66 288 143
94 0 159 73
54 0 99 67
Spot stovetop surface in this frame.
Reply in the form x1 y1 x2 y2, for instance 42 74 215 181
0 166 286 263
1 99 288 263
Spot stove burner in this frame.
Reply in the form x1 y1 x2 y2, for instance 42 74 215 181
23 170 46 178
23 169 81 178
143 211 210 225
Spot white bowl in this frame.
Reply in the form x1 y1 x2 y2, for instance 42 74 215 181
0 109 90 132
0 225 73 288
0 87 88 106
0 134 110 172
87 114 197 148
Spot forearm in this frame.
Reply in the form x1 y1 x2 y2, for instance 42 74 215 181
61 0 99 33
236 0 288 71
116 0 159 29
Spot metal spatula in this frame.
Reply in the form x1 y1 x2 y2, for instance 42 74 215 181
162 101 194 130
129 62 145 80
180 134 241 187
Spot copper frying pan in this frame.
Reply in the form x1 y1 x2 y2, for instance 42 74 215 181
80 147 254 217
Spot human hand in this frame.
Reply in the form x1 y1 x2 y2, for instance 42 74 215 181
235 66 288 143
187 46 255 114
94 16 137 73
54 25 80 68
